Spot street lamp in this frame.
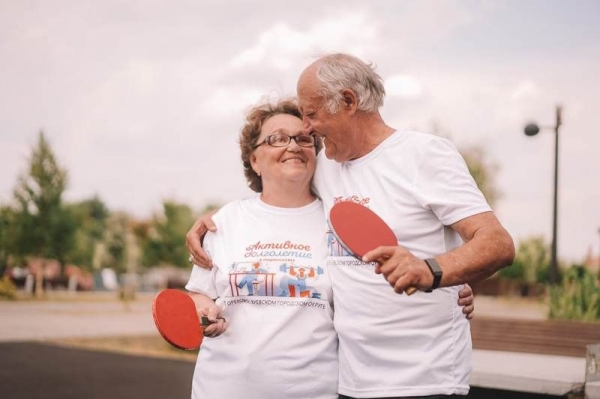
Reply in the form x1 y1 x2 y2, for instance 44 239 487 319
524 105 562 285
597 227 600 277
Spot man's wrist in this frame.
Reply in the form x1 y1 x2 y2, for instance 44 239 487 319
424 258 443 292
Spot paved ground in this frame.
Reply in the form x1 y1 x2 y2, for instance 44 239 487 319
0 292 157 342
1 292 196 399
0 292 548 343
1 341 194 399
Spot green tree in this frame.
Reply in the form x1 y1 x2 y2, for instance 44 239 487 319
460 145 501 208
66 196 109 270
139 201 195 268
11 131 75 270
549 265 600 321
0 206 16 274
429 121 502 207
99 212 131 274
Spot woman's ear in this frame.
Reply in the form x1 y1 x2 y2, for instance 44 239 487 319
250 153 260 177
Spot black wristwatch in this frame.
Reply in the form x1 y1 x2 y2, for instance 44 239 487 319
424 258 443 292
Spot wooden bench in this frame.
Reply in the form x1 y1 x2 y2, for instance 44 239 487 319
470 317 600 358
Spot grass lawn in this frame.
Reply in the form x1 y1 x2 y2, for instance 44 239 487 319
49 334 199 361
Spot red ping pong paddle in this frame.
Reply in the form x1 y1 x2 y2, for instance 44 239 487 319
152 289 203 350
329 201 417 295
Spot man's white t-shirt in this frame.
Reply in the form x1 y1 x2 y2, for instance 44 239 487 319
313 130 491 398
185 196 338 399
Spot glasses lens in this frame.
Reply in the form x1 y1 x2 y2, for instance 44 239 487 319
267 133 290 147
295 135 315 147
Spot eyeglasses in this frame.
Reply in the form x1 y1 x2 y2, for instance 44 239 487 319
254 133 317 148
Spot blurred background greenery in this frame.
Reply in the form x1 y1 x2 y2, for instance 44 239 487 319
0 131 598 322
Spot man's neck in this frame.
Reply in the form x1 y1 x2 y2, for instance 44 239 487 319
353 113 396 159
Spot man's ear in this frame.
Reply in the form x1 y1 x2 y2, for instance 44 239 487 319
341 89 358 114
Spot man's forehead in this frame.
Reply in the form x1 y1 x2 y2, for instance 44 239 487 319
297 91 321 111
297 70 320 106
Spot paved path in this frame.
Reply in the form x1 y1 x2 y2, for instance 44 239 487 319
0 292 157 342
1 293 196 399
0 292 549 343
1 341 194 399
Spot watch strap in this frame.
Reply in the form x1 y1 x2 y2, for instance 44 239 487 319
424 258 443 292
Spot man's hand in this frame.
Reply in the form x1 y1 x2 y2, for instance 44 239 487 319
363 245 433 294
458 283 475 320
185 210 218 269
363 246 477 318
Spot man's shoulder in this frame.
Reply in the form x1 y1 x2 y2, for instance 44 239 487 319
391 129 441 147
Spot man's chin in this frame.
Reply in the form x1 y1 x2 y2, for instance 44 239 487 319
324 146 336 160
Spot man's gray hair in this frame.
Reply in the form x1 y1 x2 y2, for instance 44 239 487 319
315 53 386 113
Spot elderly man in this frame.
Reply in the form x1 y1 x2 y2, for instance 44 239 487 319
187 53 514 398
295 53 514 398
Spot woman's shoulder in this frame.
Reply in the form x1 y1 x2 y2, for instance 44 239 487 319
214 196 257 220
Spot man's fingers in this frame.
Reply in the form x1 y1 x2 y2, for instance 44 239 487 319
362 245 394 263
186 231 213 269
204 218 217 232
185 212 219 269
189 249 213 269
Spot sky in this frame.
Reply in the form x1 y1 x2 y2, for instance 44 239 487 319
1 0 599 262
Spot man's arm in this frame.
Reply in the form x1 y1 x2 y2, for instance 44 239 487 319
364 211 515 293
436 211 515 287
185 210 219 269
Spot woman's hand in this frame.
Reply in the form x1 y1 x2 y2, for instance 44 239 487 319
458 283 475 320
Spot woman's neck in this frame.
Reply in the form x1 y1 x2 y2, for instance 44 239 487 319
260 182 316 208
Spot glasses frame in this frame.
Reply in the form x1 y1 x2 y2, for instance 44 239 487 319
254 133 317 149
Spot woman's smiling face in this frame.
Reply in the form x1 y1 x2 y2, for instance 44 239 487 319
250 113 317 190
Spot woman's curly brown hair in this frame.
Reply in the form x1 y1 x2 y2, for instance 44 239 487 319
240 98 322 192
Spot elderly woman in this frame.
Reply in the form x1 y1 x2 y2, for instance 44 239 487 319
185 99 338 399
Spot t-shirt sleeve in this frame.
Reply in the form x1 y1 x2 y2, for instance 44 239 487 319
184 232 218 298
412 137 492 226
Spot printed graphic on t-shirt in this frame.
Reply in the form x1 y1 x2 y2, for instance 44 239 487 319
326 228 351 257
333 194 371 206
327 194 372 257
228 259 324 299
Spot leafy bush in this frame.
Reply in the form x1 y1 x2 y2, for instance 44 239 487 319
0 275 17 300
498 236 554 284
549 265 599 322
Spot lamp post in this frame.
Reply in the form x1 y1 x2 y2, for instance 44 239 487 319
524 105 562 285
597 227 600 276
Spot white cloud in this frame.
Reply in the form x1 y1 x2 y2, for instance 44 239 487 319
230 13 378 70
199 87 265 118
385 75 424 99
231 23 311 70
511 80 540 100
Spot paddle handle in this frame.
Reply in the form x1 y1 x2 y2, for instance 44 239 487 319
201 316 226 327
